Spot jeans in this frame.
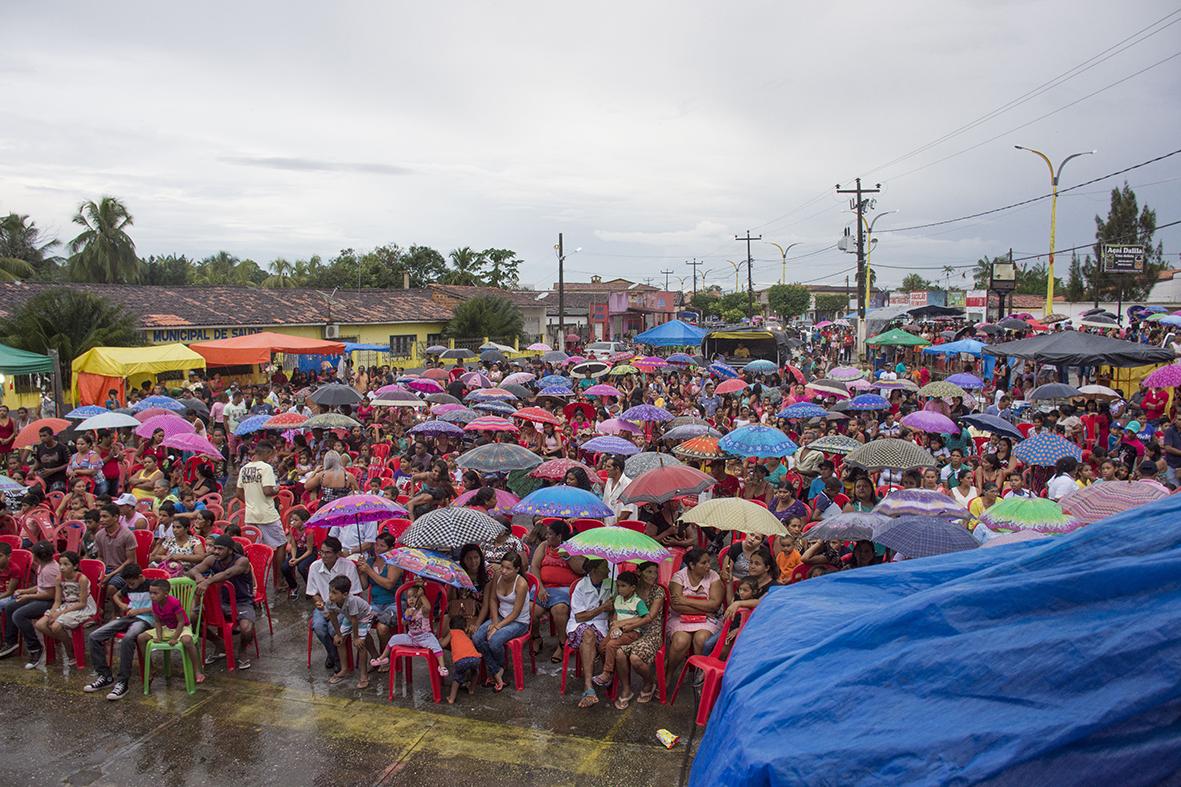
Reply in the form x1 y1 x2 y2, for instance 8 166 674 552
311 608 338 668
472 619 528 677
280 554 315 591
89 617 151 681
701 627 722 658
3 599 51 652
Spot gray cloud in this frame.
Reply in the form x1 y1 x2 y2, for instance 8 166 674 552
220 156 414 176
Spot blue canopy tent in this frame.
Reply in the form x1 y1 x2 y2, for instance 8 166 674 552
296 342 392 372
691 493 1181 786
922 338 995 380
633 319 707 348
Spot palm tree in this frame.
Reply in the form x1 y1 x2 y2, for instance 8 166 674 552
441 247 486 286
67 197 141 283
483 248 522 289
0 289 141 381
0 213 60 276
262 258 295 288
192 251 260 286
444 295 524 343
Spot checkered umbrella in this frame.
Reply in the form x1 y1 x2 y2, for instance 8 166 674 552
679 498 788 536
875 489 971 520
673 435 731 461
1059 481 1169 524
401 507 506 551
978 497 1082 534
806 435 862 455
1013 433 1082 467
718 425 798 459
872 516 979 559
918 381 967 399
623 451 684 479
845 439 937 471
803 511 888 541
456 442 542 472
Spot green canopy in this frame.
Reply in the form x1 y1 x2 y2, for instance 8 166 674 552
0 342 53 375
866 328 931 347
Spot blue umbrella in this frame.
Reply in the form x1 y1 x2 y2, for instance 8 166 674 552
1013 433 1082 467
233 414 270 436
132 395 186 413
667 353 696 366
718 425 798 459
473 400 516 416
538 385 574 397
622 404 673 423
511 486 613 519
581 435 640 456
777 402 828 420
438 408 480 424
744 359 778 374
847 394 891 411
960 413 1024 441
65 405 108 420
710 362 739 380
538 375 571 388
408 420 465 437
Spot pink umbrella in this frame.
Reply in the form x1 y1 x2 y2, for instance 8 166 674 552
461 371 492 388
1143 363 1181 388
637 356 668 367
526 342 552 352
502 372 536 385
453 487 520 515
597 418 643 435
373 384 409 398
585 383 623 398
715 379 747 395
900 411 958 434
133 407 173 422
562 355 587 367
405 378 445 394
431 403 467 414
846 378 876 391
135 414 195 439
162 432 223 459
464 416 519 433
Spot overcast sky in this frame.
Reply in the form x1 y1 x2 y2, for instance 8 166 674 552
2 1 1179 291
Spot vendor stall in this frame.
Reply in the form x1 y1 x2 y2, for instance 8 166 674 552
71 343 206 405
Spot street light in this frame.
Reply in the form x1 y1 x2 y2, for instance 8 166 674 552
860 210 898 310
1014 145 1095 315
553 235 581 342
765 241 801 285
725 260 747 292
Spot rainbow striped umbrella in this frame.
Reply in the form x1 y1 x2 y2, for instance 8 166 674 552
978 497 1082 535
875 488 970 520
560 528 669 565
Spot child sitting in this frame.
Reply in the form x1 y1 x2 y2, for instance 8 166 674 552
445 615 481 704
137 578 204 685
725 577 759 646
590 571 649 703
324 575 375 688
370 582 448 677
32 551 96 675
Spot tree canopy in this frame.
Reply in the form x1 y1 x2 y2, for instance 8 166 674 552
0 289 142 379
444 295 524 343
766 284 811 320
68 197 140 283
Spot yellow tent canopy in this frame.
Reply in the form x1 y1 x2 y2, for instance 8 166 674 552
72 343 206 405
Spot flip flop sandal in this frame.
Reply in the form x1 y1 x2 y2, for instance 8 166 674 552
614 694 633 710
636 686 656 704
578 689 599 708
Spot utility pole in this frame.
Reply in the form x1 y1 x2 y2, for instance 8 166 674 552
557 233 565 344
736 230 761 320
687 258 702 298
836 178 880 359
660 268 675 292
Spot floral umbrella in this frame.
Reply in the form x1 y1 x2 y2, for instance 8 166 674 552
847 394 890 411
65 405 108 420
537 385 575 398
456 442 543 472
529 458 598 481
623 451 684 478
827 366 865 382
512 486 613 518
709 362 739 380
581 435 640 456
560 528 669 565
673 434 731 461
379 548 476 590
608 364 640 376
407 420 465 438
307 492 409 546
304 413 363 430
661 423 721 441
1143 363 1181 388
132 395 186 413
717 425 797 459
135 413 195 439
918 381 968 399
806 434 863 455
584 383 623 398
264 411 309 431
502 372 536 386
452 487 520 518
978 497 1082 534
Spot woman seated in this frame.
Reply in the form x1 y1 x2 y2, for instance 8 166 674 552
304 449 358 505
128 454 164 502
707 545 778 655
663 547 724 691
740 465 773 504
640 500 695 549
529 520 583 662
148 518 206 577
609 561 666 708
55 479 96 523
406 460 454 518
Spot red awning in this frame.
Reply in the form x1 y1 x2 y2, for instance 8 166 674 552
190 331 346 366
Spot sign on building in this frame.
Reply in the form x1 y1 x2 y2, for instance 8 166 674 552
1101 244 1145 273
907 291 929 307
965 290 987 309
888 292 909 307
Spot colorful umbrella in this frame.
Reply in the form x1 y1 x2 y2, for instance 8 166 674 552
806 379 850 399
875 489 970 520
1013 433 1082 467
673 435 731 461
623 451 684 479
529 458 598 481
597 418 643 436
0 475 26 492
463 416 519 433
918 381 967 399
621 404 673 423
709 362 739 379
14 417 70 449
401 507 506 550
162 433 222 459
778 402 828 420
134 407 174 422
1143 363 1181 388
945 372 984 390
620 464 714 504
372 396 428 408
715 378 748 396
527 342 552 352
373 384 410 398
978 497 1082 534
584 383 623 398
661 423 721 441
405 378 446 394
306 493 408 528
437 408 480 424
431 402 466 414
679 497 788 536
900 411 958 434
512 406 562 426
461 371 493 388
537 385 575 398
827 366 865 382
560 528 669 565
502 372 536 386
666 353 696 366
379 548 476 590
456 443 543 472
264 411 309 431
743 359 778 375
473 401 517 416
512 486 613 519
75 411 141 431
422 368 451 381
960 413 1025 441
845 439 937 471
803 512 888 541
65 405 108 420
132 395 186 413
538 374 571 388
608 364 640 376
581 435 640 456
407 420 465 438
847 394 890 411
717 425 798 459
1059 481 1168 525
135 414 195 439
466 388 517 401
872 516 978 558
806 434 863 455
233 414 270 436
452 487 520 516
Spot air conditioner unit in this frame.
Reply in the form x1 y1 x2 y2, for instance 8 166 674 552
323 324 341 339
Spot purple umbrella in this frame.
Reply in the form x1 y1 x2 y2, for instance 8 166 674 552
408 420 466 437
135 414 195 439
1143 363 1181 388
461 371 492 388
431 403 467 414
581 435 640 456
900 411 958 434
847 394 890 411
584 384 623 398
597 418 643 435
405 378 445 394
945 372 984 390
161 432 222 459
621 404 673 423
306 493 410 547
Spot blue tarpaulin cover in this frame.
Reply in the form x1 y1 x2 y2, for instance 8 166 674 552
633 319 707 347
690 493 1181 786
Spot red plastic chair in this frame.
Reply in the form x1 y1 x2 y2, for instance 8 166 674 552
0 549 33 647
199 581 241 671
203 503 224 520
572 518 604 534
231 536 252 551
659 547 685 587
47 558 104 669
239 524 263 544
276 488 295 516
305 619 355 670
243 543 274 637
46 490 65 512
225 497 244 519
614 519 647 533
502 575 539 691
132 529 153 569
0 534 21 551
198 493 223 507
387 582 443 703
56 520 86 553
378 518 412 541
558 579 586 695
669 608 753 726
141 567 170 580
510 524 530 540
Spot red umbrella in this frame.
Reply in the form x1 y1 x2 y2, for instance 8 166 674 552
14 418 70 449
463 416 519 433
563 402 596 421
512 406 561 426
783 365 806 384
423 368 450 380
264 411 308 430
715 378 748 395
530 458 598 481
619 465 715 505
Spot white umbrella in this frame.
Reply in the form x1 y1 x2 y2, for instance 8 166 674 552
76 411 142 431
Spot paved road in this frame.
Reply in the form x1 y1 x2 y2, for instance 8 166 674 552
0 595 700 786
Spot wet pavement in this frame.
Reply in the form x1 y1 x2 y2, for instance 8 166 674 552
0 594 700 786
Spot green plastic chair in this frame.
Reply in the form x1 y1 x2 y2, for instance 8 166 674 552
143 576 202 695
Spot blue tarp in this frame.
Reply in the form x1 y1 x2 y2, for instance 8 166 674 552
922 338 995 380
691 493 1181 786
633 319 707 347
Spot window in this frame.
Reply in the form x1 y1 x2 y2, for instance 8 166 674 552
389 334 416 357
426 333 445 346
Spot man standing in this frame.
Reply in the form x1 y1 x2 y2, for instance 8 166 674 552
697 382 722 419
305 536 361 672
236 441 287 572
223 388 247 463
600 455 633 525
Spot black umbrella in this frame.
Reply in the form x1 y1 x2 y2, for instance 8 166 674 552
480 349 507 364
248 403 275 416
997 317 1030 331
501 383 532 400
179 398 210 417
425 345 448 355
440 348 476 360
977 324 1003 335
425 392 462 405
309 385 363 406
1028 383 1082 401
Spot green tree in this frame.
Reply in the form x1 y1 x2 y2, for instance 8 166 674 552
1088 182 1164 302
1064 252 1086 301
262 258 295 288
900 273 929 291
766 283 811 320
690 291 721 318
444 295 524 343
142 254 191 285
813 293 849 317
191 251 264 286
483 248 522 289
441 247 486 286
0 289 141 381
1013 261 1062 295
67 197 141 283
0 213 60 277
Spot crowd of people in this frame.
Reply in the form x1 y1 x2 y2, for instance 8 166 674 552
0 317 1176 713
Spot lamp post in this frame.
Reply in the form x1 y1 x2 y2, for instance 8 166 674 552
554 235 580 344
860 210 897 312
765 241 800 285
1014 145 1095 316
725 260 746 293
